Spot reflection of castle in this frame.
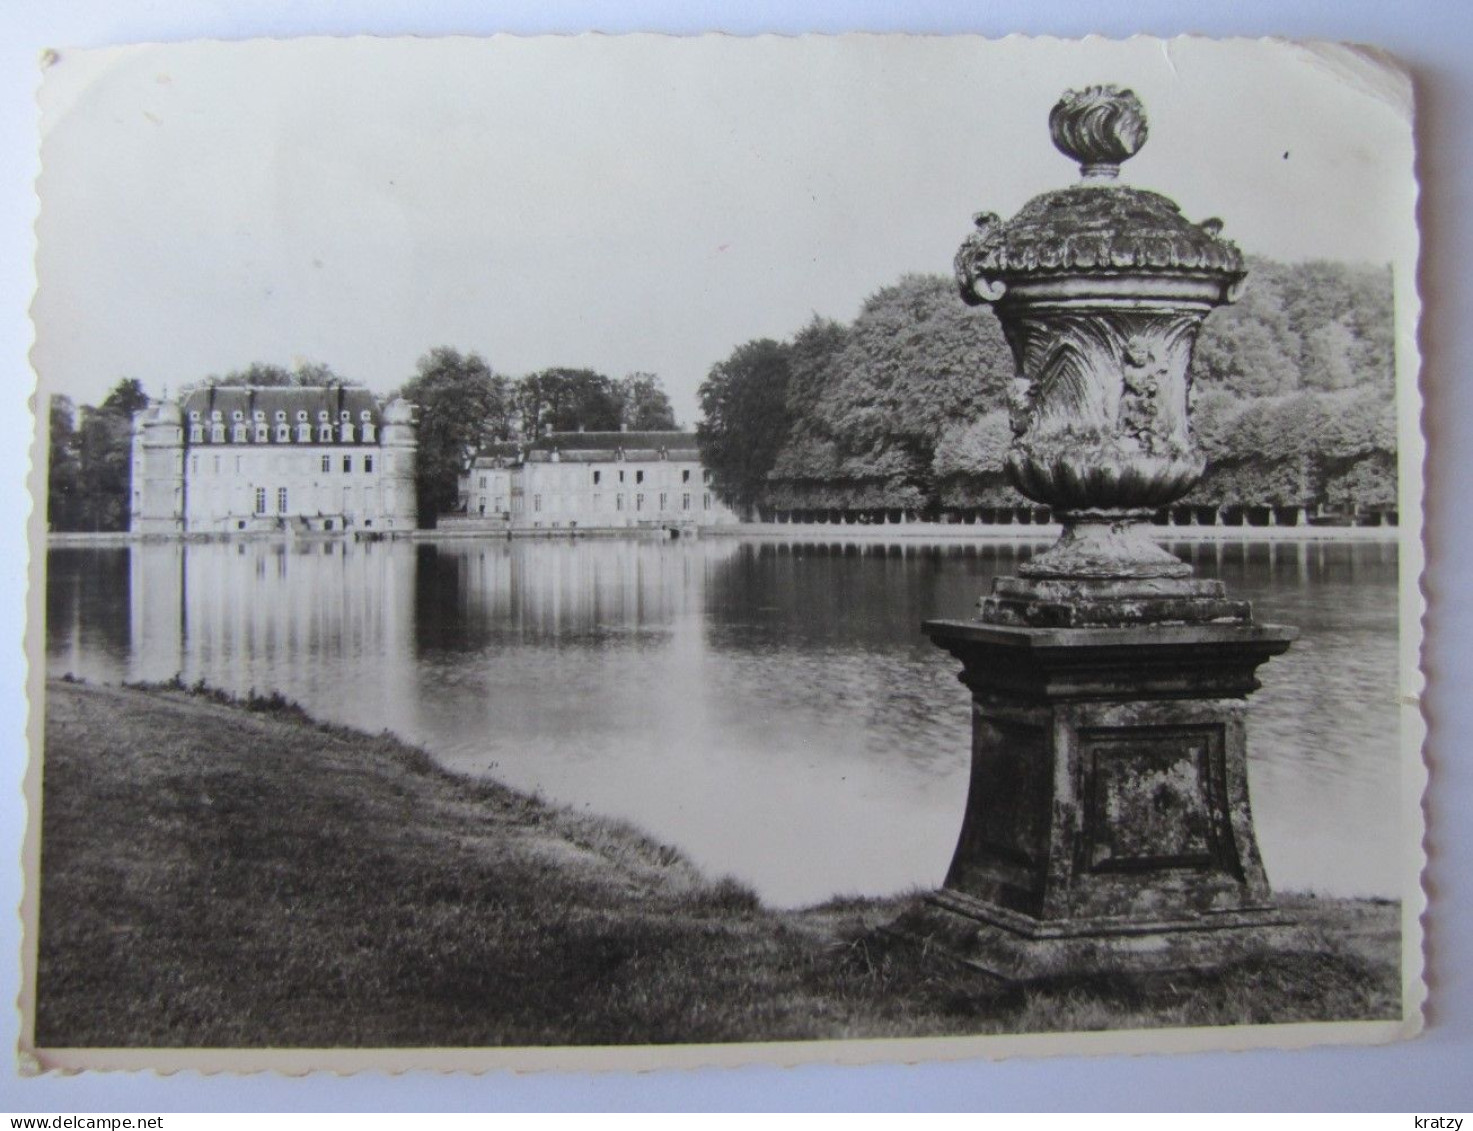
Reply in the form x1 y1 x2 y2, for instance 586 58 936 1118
130 386 417 535
450 431 739 532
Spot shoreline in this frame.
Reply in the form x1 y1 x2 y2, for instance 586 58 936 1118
31 676 1403 1051
45 521 1403 547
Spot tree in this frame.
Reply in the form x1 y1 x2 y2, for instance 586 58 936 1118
74 403 134 531
200 361 359 389
614 372 677 431
47 395 81 530
516 368 622 437
398 348 513 526
697 339 793 514
100 377 150 418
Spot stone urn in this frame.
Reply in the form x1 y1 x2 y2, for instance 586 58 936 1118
909 87 1302 979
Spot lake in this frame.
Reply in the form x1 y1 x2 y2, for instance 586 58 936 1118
45 534 1405 908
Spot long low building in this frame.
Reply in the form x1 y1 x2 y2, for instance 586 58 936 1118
130 386 418 535
453 430 739 532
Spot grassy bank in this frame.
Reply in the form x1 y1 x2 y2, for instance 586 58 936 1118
34 679 1402 1048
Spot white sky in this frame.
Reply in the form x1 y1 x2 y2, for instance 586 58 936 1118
32 35 1414 423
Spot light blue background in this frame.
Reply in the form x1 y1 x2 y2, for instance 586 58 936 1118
2 1 1469 1112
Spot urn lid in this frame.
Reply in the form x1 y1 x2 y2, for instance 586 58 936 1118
955 86 1245 304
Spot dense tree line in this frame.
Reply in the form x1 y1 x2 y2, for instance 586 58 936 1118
697 258 1397 518
47 379 150 531
47 353 679 531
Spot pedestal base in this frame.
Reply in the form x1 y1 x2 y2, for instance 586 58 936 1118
919 617 1298 982
891 891 1312 982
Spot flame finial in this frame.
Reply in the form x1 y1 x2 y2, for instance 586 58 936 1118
1049 85 1148 181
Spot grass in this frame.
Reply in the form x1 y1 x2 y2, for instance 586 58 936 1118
34 678 1403 1048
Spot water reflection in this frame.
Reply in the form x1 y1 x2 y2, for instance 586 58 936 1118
46 535 1404 906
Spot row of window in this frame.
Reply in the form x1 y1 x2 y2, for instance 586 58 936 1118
477 468 711 489
249 486 380 515
189 421 378 445
190 454 376 475
522 492 712 513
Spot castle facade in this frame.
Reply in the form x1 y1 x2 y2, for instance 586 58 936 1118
130 386 417 535
454 431 738 532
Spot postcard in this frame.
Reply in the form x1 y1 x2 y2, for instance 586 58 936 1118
21 33 1424 1073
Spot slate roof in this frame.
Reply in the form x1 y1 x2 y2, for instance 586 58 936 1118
529 430 698 453
179 386 381 438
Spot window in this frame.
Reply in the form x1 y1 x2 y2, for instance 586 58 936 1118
342 455 353 473
276 425 290 443
659 492 667 511
321 455 331 473
235 456 241 473
682 493 691 510
319 425 334 442
534 494 542 513
494 496 505 511
703 470 712 484
618 470 625 483
593 493 602 510
297 423 312 442
616 495 625 512
191 455 199 474
636 493 644 512
593 470 601 485
682 469 691 483
364 455 374 473
189 425 204 443
636 470 644 484
703 493 711 510
340 422 355 442
479 476 487 489
232 424 247 443
213 455 221 474
255 425 269 443
255 487 266 514
277 487 288 513
362 423 376 442
210 424 225 443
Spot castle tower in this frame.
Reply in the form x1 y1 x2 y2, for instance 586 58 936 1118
130 400 185 535
379 396 418 529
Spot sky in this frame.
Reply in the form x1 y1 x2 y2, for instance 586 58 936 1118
32 35 1415 424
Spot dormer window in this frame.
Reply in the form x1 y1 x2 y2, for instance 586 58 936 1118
296 422 312 442
340 421 355 442
318 424 334 442
189 424 204 443
254 424 269 443
210 424 225 442
253 410 266 422
361 422 376 442
276 424 290 443
232 424 247 443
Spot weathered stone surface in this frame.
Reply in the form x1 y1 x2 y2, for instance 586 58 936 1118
916 618 1297 980
954 85 1246 577
917 86 1302 983
981 574 1252 628
890 897 1313 982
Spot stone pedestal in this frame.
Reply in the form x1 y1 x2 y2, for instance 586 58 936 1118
908 619 1301 980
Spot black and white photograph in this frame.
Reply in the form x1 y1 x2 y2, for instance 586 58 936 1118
19 34 1424 1072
